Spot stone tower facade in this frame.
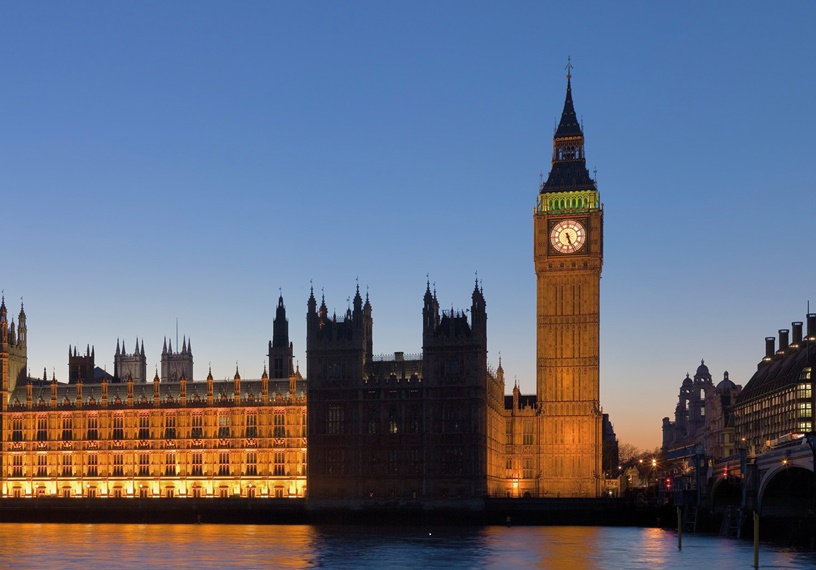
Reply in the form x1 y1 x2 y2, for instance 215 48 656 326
533 71 603 497
305 286 372 499
114 338 147 383
161 337 193 382
306 283 491 503
0 298 27 410
68 345 94 384
420 280 489 498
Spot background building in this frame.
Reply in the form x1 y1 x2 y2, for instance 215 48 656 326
733 315 816 451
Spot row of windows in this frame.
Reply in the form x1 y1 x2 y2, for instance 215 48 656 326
8 485 292 499
8 451 303 478
8 412 302 441
505 457 535 479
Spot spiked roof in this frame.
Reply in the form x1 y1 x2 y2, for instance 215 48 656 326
540 75 597 194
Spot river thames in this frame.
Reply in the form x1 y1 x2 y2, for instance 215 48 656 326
1 523 814 568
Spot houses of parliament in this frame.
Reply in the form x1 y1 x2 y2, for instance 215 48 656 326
0 73 614 504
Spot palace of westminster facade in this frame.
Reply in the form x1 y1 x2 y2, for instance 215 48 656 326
0 74 614 503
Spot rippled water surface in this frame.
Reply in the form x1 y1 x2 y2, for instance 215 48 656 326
1 523 814 569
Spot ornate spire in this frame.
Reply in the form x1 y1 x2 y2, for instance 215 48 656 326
540 61 596 195
353 282 363 311
555 59 582 138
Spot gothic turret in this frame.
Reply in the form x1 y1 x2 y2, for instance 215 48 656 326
306 286 369 388
269 294 294 378
68 344 95 384
422 283 487 388
363 289 373 369
115 337 147 383
17 302 26 347
0 294 28 399
471 278 486 338
422 281 439 346
161 335 193 382
0 296 7 344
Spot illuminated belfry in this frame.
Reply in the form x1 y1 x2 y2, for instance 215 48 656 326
533 65 604 497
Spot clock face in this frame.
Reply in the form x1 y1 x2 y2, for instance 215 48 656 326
550 219 586 254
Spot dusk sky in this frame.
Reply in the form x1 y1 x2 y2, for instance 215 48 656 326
2 3 814 451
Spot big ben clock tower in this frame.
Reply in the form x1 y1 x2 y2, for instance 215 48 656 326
534 65 603 497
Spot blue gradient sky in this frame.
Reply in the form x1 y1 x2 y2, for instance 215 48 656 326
2 3 814 450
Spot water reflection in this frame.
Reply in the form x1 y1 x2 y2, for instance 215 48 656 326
0 524 317 569
310 526 488 569
0 524 814 569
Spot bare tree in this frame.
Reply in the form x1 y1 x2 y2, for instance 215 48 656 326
618 442 640 465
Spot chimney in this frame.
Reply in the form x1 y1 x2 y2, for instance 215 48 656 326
807 314 816 340
764 337 775 360
778 329 790 353
792 322 803 346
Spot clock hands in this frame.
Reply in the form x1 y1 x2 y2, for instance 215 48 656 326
551 221 585 253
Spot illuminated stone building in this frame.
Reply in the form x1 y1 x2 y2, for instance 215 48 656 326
703 373 742 460
0 295 307 500
0 298 28 401
733 315 816 451
500 372 539 498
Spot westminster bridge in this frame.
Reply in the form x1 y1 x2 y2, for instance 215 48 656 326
662 434 816 529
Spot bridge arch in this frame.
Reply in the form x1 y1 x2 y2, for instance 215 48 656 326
710 475 742 514
758 466 813 516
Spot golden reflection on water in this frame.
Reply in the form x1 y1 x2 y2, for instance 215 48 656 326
0 523 317 569
484 525 604 569
532 526 601 569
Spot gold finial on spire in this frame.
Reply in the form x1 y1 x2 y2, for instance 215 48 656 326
565 56 573 79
